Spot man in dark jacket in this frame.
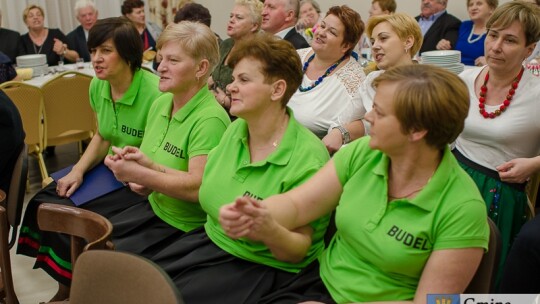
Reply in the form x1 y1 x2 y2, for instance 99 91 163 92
261 0 309 49
67 0 98 62
415 0 461 54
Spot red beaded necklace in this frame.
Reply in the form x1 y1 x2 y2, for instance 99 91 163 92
478 67 524 119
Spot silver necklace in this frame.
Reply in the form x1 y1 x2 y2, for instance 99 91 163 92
33 42 44 54
467 24 486 44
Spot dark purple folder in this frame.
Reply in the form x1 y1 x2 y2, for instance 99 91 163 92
50 163 125 206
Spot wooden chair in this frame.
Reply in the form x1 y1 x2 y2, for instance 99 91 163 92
0 144 28 304
464 218 502 294
66 250 184 304
41 71 95 155
526 172 540 218
0 82 48 181
36 203 114 275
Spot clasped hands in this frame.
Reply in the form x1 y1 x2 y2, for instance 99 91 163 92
104 146 154 196
219 196 278 242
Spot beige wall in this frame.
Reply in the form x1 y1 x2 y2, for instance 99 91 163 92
195 0 511 39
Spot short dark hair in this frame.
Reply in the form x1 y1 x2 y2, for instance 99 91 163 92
87 17 143 74
121 0 144 15
326 5 364 56
228 33 302 107
174 3 212 26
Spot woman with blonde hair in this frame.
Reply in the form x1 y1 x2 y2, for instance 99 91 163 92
454 0 540 276
224 64 489 303
18 4 79 65
325 13 422 153
208 0 263 115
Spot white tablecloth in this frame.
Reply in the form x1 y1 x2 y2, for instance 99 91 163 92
24 63 95 87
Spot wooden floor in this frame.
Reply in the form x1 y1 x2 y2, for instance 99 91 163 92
11 143 80 304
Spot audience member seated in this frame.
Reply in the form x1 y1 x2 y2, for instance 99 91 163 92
67 0 98 62
208 0 263 117
499 214 540 293
261 0 309 49
121 0 162 53
0 91 25 194
454 0 540 281
150 33 330 304
415 0 461 54
287 6 365 150
18 4 79 65
523 0 540 63
356 0 397 68
295 0 322 44
326 13 424 154
224 64 489 303
453 0 498 66
16 17 163 302
101 20 230 290
0 9 20 63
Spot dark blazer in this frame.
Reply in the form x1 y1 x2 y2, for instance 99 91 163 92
0 91 25 193
0 28 21 63
416 11 461 54
284 28 309 50
67 25 90 62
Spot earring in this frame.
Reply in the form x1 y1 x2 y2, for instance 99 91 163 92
405 48 409 54
196 75 200 82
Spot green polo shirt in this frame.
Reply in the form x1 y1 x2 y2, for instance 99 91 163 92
89 69 163 153
201 109 330 273
320 137 489 303
141 86 230 232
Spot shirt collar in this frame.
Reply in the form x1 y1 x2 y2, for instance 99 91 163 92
421 9 446 22
275 26 294 39
159 86 212 122
100 69 143 105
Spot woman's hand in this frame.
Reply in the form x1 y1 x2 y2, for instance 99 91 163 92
322 128 342 155
436 39 452 50
220 197 253 239
127 182 152 196
497 157 540 184
212 86 230 109
52 38 66 56
474 56 487 66
104 152 145 183
111 146 154 169
56 168 84 198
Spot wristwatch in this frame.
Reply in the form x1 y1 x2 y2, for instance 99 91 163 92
334 125 350 145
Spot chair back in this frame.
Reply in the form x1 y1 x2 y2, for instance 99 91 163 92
0 206 18 304
69 250 183 304
5 144 28 249
41 71 95 149
464 218 502 294
37 203 114 272
0 82 48 180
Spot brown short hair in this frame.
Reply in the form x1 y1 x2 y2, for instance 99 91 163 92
227 33 302 107
467 0 498 9
373 0 397 13
157 21 220 81
87 17 143 74
325 6 364 56
174 3 212 26
367 13 423 58
121 0 144 15
487 1 540 46
372 65 470 150
22 4 45 23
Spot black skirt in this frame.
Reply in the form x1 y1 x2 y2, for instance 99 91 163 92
151 227 298 304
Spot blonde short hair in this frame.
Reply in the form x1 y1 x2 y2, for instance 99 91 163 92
372 65 470 150
367 13 423 58
487 1 540 45
23 4 45 23
235 0 264 28
157 21 220 79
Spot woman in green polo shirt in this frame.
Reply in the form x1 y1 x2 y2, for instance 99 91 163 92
17 17 162 302
224 65 490 303
143 33 330 303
